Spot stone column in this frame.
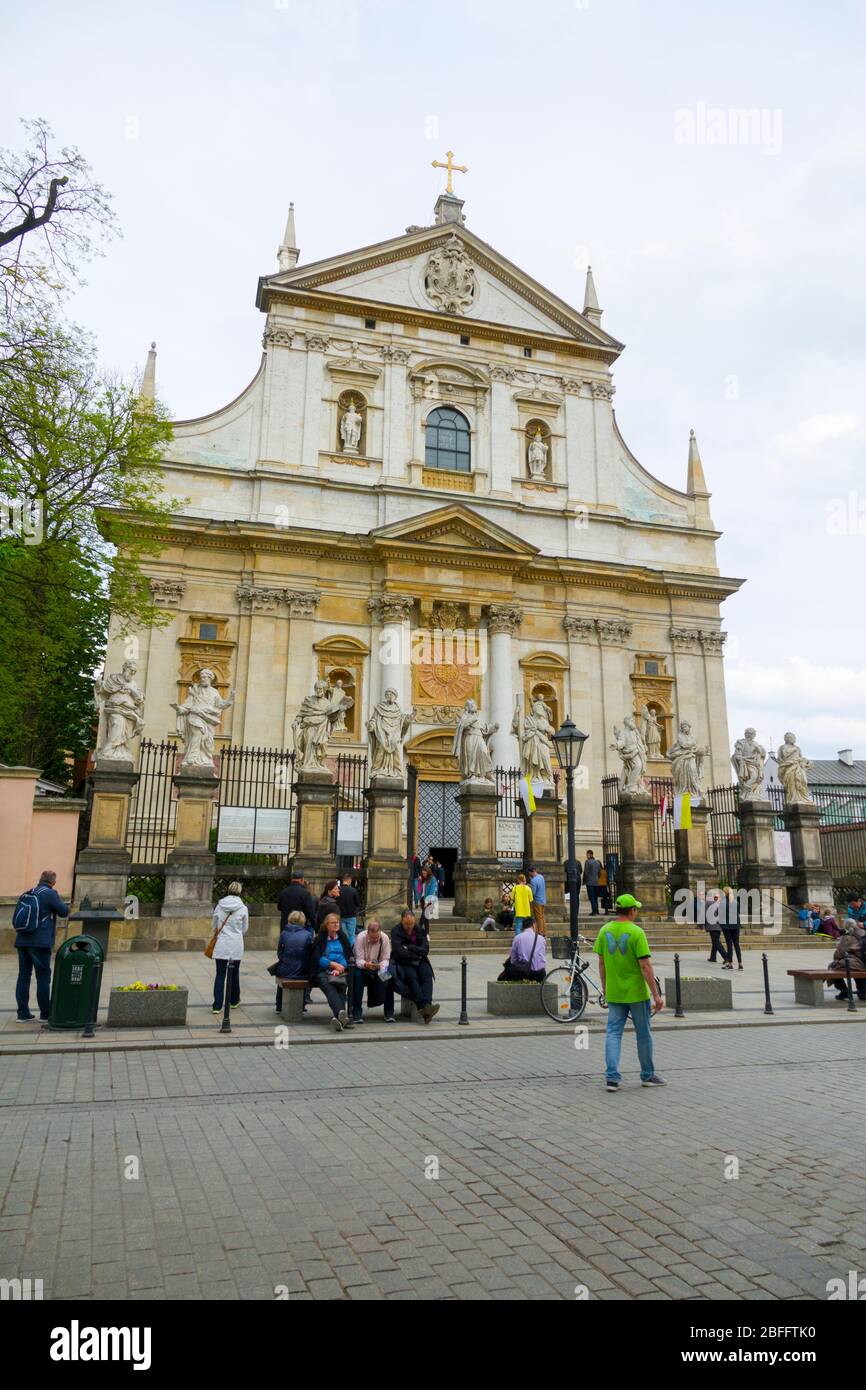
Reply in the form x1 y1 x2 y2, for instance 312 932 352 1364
784 801 834 909
487 604 522 769
364 776 408 918
523 790 565 915
737 799 789 913
163 767 218 918
293 769 338 887
283 590 321 746
74 759 139 910
301 333 329 472
453 781 503 919
235 584 293 747
489 368 514 494
616 793 668 917
383 346 410 479
669 803 718 899
368 594 413 714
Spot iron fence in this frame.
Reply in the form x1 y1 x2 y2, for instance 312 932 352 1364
333 751 368 868
126 739 180 866
813 786 866 892
601 774 676 888
706 783 785 887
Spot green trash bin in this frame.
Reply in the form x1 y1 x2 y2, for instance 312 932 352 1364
48 934 105 1031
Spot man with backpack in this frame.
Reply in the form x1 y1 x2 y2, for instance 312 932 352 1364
12 869 69 1022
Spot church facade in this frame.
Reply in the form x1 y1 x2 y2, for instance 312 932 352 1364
114 183 743 847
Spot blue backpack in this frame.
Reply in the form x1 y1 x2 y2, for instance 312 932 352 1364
12 887 42 934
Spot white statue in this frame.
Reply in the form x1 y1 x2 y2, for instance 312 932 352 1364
339 399 363 454
331 679 348 733
777 732 813 806
452 699 498 783
367 688 414 780
95 660 145 762
731 727 767 802
611 714 648 796
667 719 709 798
640 703 663 759
527 427 549 479
512 694 554 785
292 678 354 772
171 669 233 771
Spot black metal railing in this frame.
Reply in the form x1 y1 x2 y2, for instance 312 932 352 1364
813 785 866 891
601 773 676 879
332 751 368 868
126 739 180 865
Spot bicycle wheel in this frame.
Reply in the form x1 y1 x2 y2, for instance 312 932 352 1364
542 967 588 1022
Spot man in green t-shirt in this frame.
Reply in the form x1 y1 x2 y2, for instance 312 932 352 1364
595 894 665 1091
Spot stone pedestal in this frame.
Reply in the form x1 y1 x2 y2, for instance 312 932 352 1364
524 789 564 915
453 781 504 919
364 776 409 918
292 769 338 888
616 794 668 917
669 804 719 899
784 802 834 910
163 767 218 918
737 799 789 905
73 759 138 909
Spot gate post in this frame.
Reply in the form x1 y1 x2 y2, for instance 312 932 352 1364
163 766 217 917
73 758 138 910
522 789 565 915
453 781 503 919
783 801 834 911
616 792 668 918
364 775 409 919
292 769 338 889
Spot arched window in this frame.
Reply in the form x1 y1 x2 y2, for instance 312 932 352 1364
424 407 471 473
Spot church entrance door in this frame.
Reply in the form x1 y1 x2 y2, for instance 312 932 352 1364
416 780 461 895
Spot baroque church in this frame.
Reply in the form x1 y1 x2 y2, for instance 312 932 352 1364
115 169 742 852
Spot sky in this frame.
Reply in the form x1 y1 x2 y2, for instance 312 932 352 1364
3 0 865 761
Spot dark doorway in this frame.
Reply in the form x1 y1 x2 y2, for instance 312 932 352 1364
429 847 458 897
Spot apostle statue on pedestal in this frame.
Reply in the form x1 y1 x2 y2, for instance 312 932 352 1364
95 661 145 763
640 704 663 760
367 688 413 781
731 728 767 802
527 427 549 479
452 699 498 783
667 719 709 798
171 669 233 771
512 693 554 785
339 399 363 454
292 679 354 772
611 714 649 796
776 732 814 805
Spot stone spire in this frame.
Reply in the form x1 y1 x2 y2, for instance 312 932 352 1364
687 428 710 496
277 202 300 271
583 265 602 325
139 341 157 403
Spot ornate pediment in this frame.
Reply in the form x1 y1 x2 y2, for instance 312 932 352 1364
369 504 538 562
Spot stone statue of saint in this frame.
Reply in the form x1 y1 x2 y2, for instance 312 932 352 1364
171 669 233 771
527 427 549 479
667 719 709 798
367 688 414 780
339 399 363 454
776 732 813 805
610 714 648 796
292 679 354 772
640 704 663 759
452 699 498 783
512 694 554 785
731 727 767 802
95 660 145 763
331 679 348 733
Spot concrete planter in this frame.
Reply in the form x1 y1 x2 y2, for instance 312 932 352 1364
106 987 189 1028
664 975 732 1011
486 980 558 1016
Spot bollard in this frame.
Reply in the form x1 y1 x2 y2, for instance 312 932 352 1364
81 956 103 1039
458 954 469 1025
761 952 774 1015
346 958 356 1021
220 960 235 1034
845 955 857 1013
673 953 684 1018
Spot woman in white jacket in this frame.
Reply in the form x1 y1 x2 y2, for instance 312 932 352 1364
211 882 249 1014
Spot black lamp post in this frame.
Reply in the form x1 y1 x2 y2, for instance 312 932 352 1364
552 717 589 945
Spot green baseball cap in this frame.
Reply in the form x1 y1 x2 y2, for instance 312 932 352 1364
615 893 642 910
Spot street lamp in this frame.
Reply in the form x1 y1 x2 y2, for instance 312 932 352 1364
553 717 589 945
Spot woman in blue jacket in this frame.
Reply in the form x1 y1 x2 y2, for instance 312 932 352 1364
14 870 69 1021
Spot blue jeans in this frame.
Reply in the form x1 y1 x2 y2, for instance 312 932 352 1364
604 999 655 1082
213 959 241 1010
586 884 600 914
341 916 357 947
16 946 52 1019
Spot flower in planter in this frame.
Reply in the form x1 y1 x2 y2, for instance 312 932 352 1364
118 982 180 992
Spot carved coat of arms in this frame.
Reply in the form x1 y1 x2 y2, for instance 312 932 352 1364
423 235 477 314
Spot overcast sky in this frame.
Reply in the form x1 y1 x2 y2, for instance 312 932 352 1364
4 0 865 761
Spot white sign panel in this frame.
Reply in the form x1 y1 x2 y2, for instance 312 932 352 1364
253 808 291 853
773 830 794 867
336 809 364 855
217 807 255 854
496 817 525 854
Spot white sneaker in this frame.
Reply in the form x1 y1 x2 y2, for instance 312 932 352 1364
330 1016 343 1033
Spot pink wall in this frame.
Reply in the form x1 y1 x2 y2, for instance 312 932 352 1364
0 767 83 901
27 803 82 899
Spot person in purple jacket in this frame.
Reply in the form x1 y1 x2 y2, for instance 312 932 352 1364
14 869 69 1021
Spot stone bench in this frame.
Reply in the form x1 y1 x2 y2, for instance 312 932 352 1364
787 969 866 1007
486 981 559 1016
276 979 306 1023
663 975 732 1011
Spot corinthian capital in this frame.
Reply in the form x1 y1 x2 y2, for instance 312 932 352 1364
382 345 411 364
563 615 596 642
236 584 289 613
304 333 331 353
150 578 186 607
487 604 523 636
285 589 321 616
699 629 727 656
670 626 701 652
596 618 631 645
368 593 415 624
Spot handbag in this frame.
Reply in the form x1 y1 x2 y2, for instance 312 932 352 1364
204 905 240 959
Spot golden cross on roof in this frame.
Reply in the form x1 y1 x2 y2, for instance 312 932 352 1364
432 150 468 195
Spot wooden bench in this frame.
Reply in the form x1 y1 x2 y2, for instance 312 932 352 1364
787 969 866 1007
276 978 306 1022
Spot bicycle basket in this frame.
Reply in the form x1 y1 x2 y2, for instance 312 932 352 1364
551 935 575 959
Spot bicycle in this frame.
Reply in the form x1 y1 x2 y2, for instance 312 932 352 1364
542 934 607 1022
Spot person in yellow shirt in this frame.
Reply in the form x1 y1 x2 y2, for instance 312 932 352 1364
511 872 534 931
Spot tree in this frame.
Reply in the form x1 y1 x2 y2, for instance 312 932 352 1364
0 117 117 317
0 315 177 780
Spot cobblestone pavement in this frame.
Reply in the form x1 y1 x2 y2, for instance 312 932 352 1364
1 1024 863 1301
